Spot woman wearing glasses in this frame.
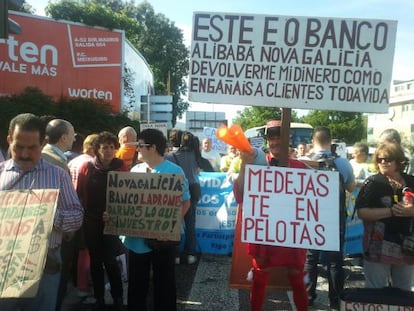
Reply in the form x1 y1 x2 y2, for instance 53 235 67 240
125 129 190 311
355 141 414 290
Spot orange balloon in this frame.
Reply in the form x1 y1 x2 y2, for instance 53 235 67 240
216 124 252 152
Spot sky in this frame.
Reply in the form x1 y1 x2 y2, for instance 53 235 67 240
29 0 414 121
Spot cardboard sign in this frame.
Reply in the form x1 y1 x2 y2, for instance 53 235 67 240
0 189 59 298
140 122 168 138
242 164 340 251
341 302 414 311
229 204 290 290
189 12 397 113
104 171 183 241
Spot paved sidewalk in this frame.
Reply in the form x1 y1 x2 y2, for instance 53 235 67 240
61 254 365 310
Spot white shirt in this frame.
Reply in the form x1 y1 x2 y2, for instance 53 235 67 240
202 149 221 172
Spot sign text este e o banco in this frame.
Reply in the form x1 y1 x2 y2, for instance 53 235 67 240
189 12 397 113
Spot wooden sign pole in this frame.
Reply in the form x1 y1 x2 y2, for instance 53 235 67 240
279 107 292 167
229 107 293 290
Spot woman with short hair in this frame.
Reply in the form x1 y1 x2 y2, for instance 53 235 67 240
356 142 414 290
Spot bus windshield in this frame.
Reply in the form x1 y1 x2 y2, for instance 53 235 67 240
244 122 313 148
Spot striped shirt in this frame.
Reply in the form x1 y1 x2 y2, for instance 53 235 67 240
68 153 93 189
0 158 83 248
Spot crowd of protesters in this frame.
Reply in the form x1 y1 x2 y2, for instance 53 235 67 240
1 113 413 311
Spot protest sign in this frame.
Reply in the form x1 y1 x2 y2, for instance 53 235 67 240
0 189 59 298
203 126 227 153
242 164 340 251
189 12 397 113
344 188 364 255
140 122 168 138
230 205 290 290
104 171 184 241
195 172 237 254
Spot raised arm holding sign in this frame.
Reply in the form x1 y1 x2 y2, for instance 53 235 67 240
189 11 397 311
233 120 310 311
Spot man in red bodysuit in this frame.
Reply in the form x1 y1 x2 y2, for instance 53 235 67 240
234 120 308 311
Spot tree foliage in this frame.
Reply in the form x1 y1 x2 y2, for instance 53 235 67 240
232 106 365 145
45 0 189 126
10 0 33 13
0 87 139 151
301 110 365 144
233 106 300 130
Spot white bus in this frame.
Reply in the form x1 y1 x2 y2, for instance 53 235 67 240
244 122 313 148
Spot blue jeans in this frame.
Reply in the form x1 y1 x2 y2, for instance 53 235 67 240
183 183 200 255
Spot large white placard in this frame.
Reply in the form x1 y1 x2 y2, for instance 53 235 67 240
189 12 397 113
241 165 340 251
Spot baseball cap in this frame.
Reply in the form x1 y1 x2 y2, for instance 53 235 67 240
265 120 281 138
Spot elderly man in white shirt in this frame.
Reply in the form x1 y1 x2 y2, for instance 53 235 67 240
201 138 221 171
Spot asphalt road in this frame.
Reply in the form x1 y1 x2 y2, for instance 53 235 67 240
61 253 365 311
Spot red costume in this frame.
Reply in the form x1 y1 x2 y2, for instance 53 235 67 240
234 157 308 311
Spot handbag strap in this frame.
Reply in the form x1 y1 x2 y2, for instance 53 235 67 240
5 169 31 190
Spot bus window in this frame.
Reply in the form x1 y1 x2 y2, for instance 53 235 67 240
244 122 313 148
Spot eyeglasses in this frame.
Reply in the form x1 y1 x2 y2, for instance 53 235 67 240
378 157 395 163
137 143 151 148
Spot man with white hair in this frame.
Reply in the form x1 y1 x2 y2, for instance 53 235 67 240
41 119 79 311
116 126 138 168
42 119 75 171
201 137 221 171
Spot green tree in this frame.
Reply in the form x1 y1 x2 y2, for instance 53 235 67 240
301 110 365 144
45 1 141 43
133 1 189 123
0 87 139 151
9 0 33 13
46 0 189 126
233 106 300 130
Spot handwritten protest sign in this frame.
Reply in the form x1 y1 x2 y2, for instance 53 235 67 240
189 12 397 113
242 164 340 251
140 122 168 138
104 171 184 241
202 126 227 153
0 189 58 298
